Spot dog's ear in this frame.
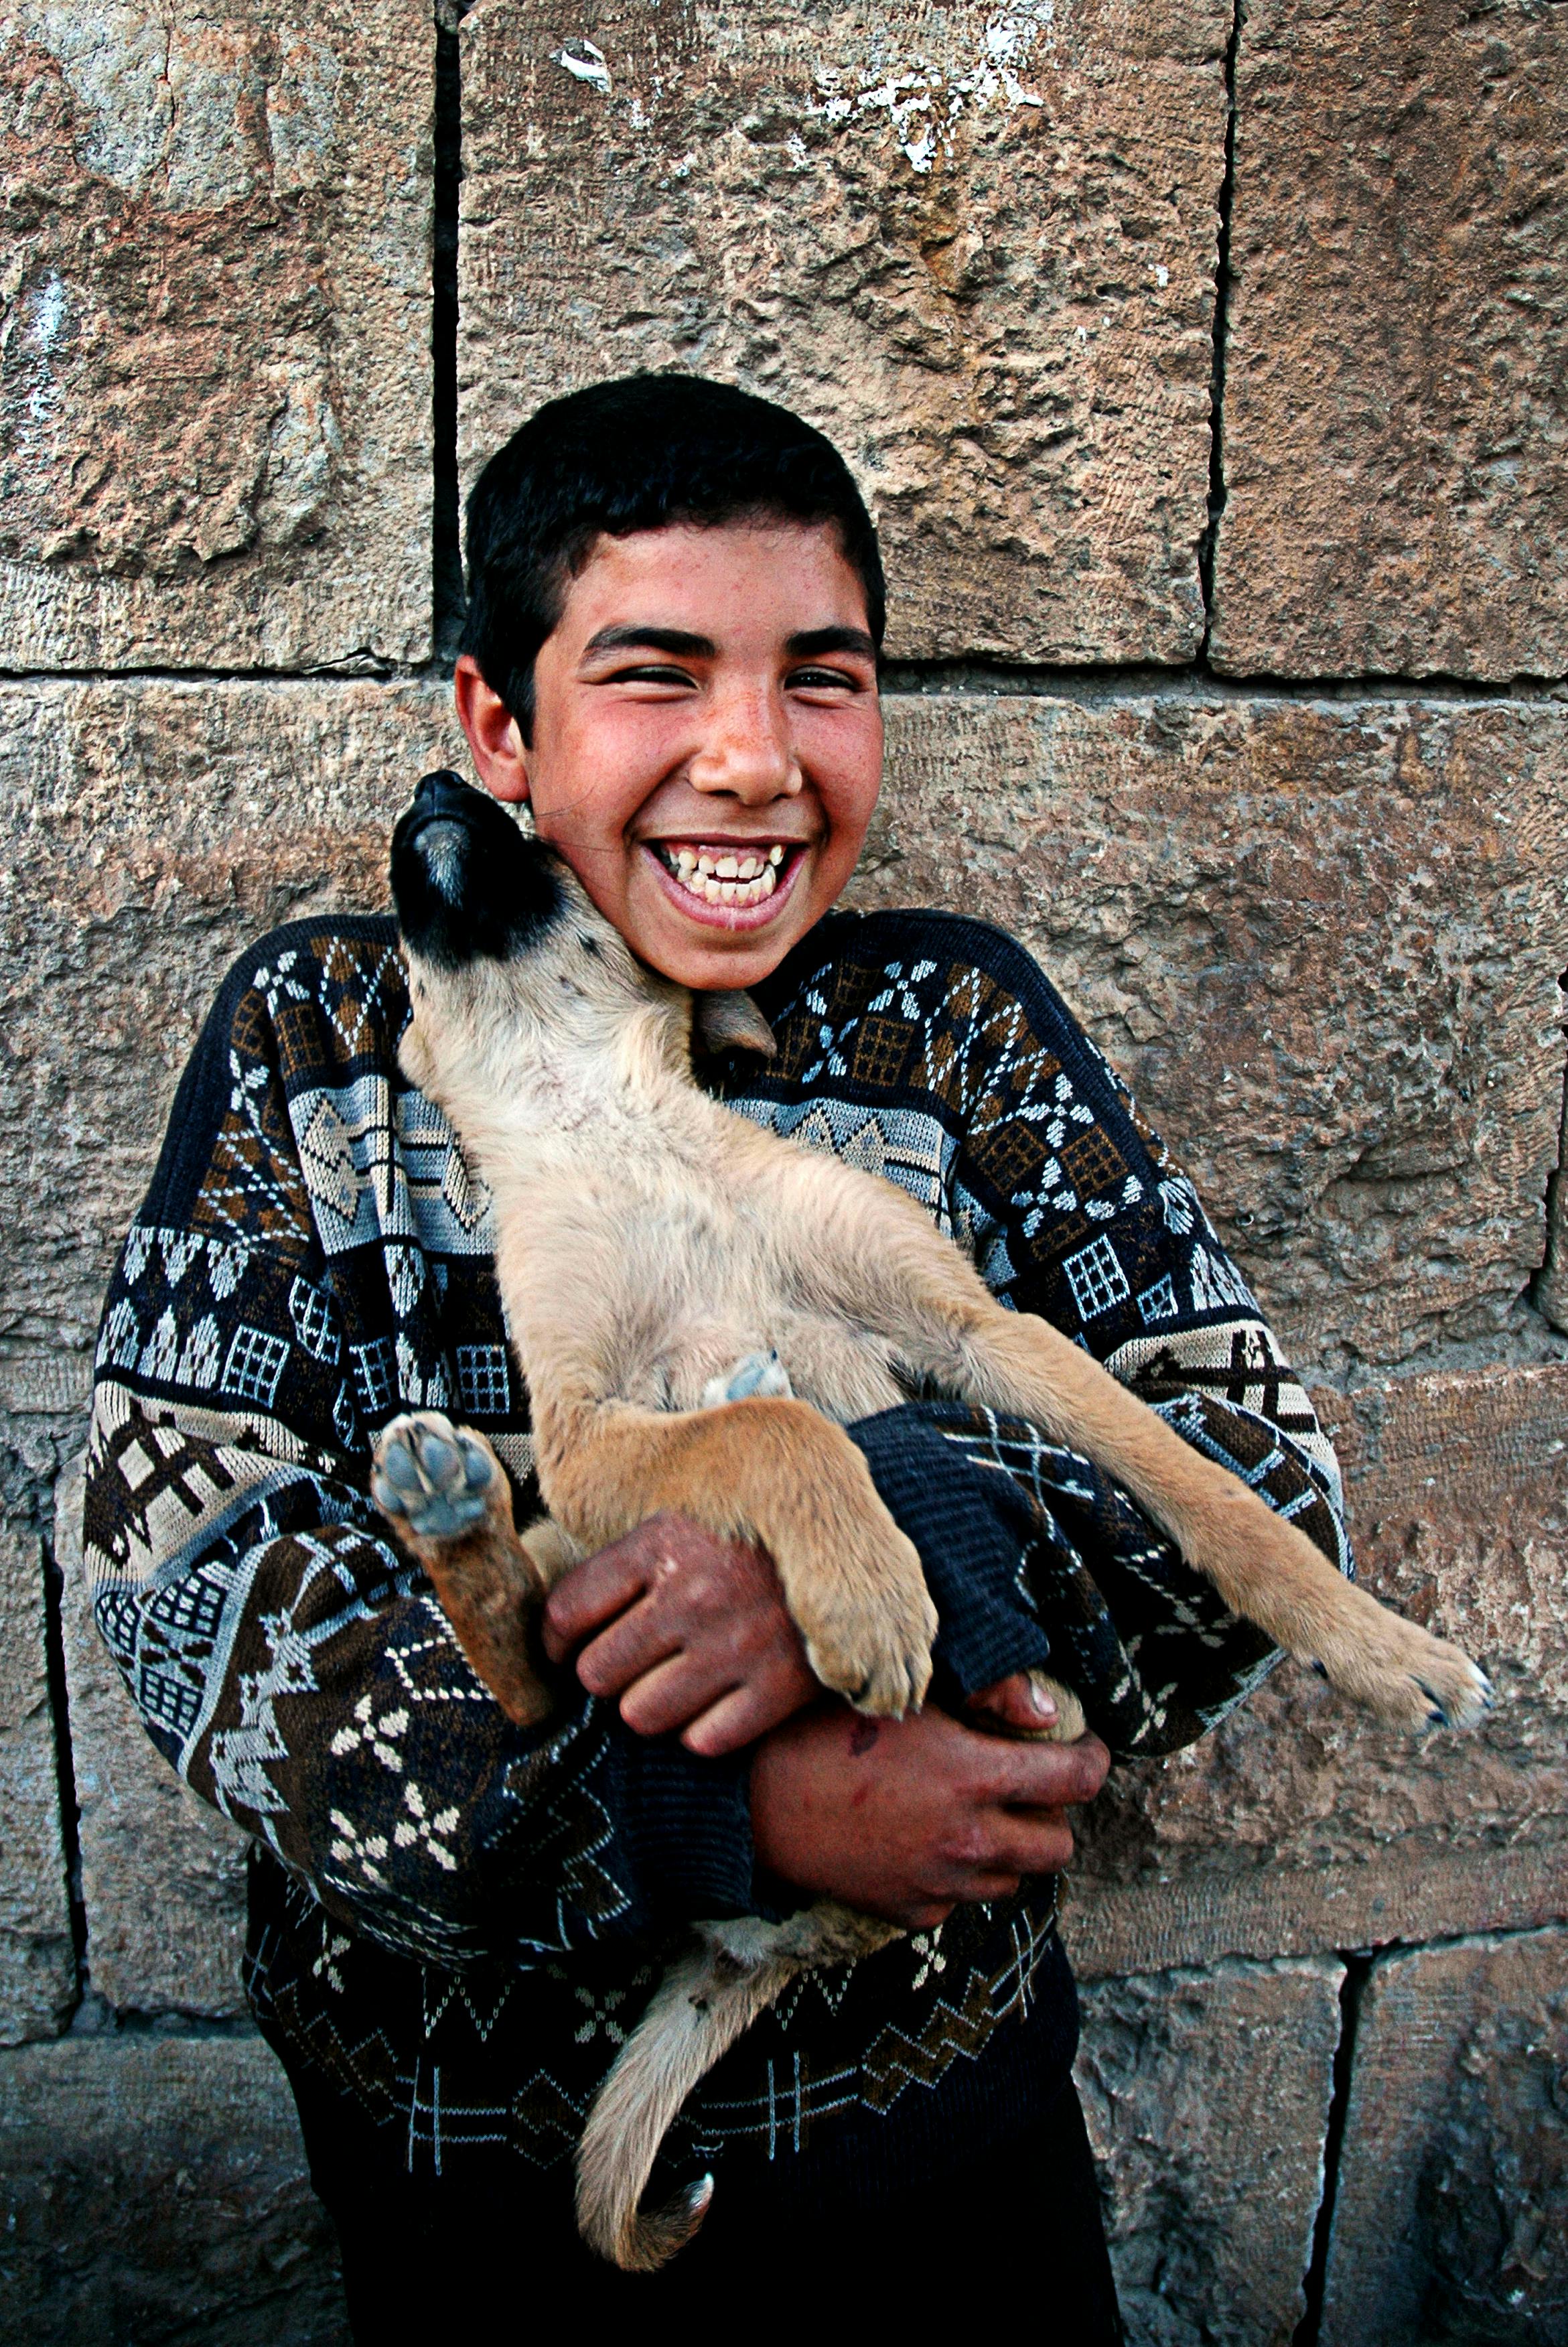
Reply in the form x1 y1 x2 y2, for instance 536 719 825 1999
693 990 777 1060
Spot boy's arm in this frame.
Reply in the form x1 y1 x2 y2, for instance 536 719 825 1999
86 935 759 1966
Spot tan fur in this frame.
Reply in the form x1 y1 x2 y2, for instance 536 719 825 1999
374 852 1488 2268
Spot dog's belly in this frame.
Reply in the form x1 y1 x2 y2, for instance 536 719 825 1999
645 1310 905 1426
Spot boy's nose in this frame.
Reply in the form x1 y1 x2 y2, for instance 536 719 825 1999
688 694 800 804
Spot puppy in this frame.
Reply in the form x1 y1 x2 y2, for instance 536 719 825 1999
370 772 1490 2269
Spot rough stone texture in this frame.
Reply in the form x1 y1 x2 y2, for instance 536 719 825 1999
460 0 1228 665
862 693 1568 1374
0 1424 73 2045
0 2033 347 2342
1076 1956 1344 2346
55 1455 248 2018
0 678 460 1371
1321 1930 1568 2347
0 2 433 669
1060 1363 1568 1980
1211 0 1568 683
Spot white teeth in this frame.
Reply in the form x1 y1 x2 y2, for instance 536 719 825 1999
656 842 791 911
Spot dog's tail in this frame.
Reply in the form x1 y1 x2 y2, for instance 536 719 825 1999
575 1905 899 2272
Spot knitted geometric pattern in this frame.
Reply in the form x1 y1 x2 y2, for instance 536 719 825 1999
86 904 1349 2192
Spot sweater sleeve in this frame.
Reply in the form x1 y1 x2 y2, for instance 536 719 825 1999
932 926 1353 1753
85 926 756 1970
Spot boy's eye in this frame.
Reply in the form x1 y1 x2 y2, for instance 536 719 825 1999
786 665 862 692
604 663 699 687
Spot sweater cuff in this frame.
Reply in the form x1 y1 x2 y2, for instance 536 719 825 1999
606 1723 759 1924
849 1404 1056 1698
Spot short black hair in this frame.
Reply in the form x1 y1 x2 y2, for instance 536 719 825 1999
460 374 885 741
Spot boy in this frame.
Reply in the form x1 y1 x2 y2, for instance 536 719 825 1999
85 377 1350 2332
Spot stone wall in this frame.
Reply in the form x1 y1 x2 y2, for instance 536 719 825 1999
1 3 1565 2339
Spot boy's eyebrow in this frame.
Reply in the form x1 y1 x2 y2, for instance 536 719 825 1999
581 624 715 658
579 622 878 662
785 626 877 661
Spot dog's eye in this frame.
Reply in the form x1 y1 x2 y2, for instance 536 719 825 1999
577 933 600 958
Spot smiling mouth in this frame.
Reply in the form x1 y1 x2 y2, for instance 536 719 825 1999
648 840 798 909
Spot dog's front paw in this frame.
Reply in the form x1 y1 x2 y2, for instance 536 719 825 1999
790 1520 938 1720
372 1411 498 1544
1314 1600 1493 1731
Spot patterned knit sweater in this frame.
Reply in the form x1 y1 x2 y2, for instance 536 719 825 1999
84 901 1350 2208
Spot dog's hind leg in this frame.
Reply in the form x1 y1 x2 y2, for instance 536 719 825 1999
765 1154 1490 1731
372 1412 557 1727
576 1905 898 2271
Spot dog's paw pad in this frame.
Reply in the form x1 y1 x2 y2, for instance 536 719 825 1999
372 1414 494 1542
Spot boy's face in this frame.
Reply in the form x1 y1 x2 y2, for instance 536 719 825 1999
454 519 883 993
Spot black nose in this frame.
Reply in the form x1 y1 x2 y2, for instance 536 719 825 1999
411 770 480 824
390 770 565 971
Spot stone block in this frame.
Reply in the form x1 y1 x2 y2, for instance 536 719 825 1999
0 1413 74 2046
55 1454 249 2018
459 0 1229 664
1321 1929 1568 2347
1211 0 1568 681
0 2033 347 2343
1076 1956 1343 2346
861 691 1568 1372
1060 1363 1568 1979
0 677 461 1361
0 2 433 669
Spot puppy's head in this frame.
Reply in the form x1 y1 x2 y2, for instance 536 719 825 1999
390 772 687 1106
391 769 566 971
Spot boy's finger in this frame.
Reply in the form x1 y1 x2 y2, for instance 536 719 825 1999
967 1672 1058 1735
541 1535 658 1657
980 1808 1078 1880
974 1729 1111 1811
615 1650 733 1737
571 1601 683 1696
680 1670 817 1758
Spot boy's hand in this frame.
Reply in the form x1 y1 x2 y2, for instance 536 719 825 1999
541 1515 816 1756
749 1705 1111 1930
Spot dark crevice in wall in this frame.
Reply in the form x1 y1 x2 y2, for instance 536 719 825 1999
0 655 1562 702
431 9 467 659
1528 965 1568 1333
1293 1951 1374 2347
1197 0 1244 651
38 1510 86 2025
69 1997 257 2039
879 658 1568 706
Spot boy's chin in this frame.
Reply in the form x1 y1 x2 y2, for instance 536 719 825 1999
624 899 802 992
623 863 825 992
637 922 796 993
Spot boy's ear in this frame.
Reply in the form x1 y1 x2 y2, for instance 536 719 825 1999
455 655 530 805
